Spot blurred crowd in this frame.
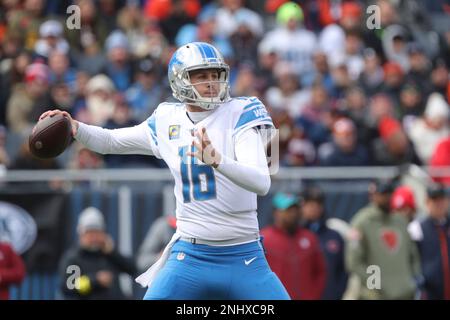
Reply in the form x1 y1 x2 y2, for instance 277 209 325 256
0 0 449 183
126 181 450 300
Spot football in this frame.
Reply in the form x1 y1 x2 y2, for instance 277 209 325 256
29 114 72 159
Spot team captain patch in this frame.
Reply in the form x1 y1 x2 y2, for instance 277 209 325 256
169 125 180 140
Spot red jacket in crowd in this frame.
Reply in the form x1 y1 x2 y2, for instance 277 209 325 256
261 226 327 300
0 242 26 300
430 137 450 186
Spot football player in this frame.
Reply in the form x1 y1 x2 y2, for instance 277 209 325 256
40 42 289 300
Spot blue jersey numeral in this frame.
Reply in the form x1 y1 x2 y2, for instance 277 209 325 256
179 145 216 203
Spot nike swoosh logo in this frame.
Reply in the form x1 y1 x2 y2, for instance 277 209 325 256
244 257 257 266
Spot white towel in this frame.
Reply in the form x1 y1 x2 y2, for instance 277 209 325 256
135 232 181 288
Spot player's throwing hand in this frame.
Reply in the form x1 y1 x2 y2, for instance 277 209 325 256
39 109 79 137
188 127 221 168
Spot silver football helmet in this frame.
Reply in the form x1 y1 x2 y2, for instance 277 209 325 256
168 42 230 110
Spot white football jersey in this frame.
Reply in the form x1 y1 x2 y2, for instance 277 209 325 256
146 97 274 241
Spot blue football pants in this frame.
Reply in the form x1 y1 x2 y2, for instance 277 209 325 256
143 239 290 300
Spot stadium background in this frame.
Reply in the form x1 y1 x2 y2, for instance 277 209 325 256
0 0 449 299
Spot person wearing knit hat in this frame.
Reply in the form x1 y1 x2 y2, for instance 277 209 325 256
259 1 317 82
59 207 137 300
276 1 304 26
34 19 70 58
25 62 50 85
375 116 419 165
407 92 449 164
391 185 417 222
6 61 52 133
378 116 402 143
104 30 133 92
85 74 116 126
77 207 106 235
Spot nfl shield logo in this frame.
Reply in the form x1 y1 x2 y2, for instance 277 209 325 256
169 125 180 140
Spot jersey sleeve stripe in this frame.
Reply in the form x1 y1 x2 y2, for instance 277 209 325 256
147 115 158 146
235 106 272 130
243 101 264 111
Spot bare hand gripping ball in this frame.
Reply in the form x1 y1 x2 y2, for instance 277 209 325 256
29 114 72 158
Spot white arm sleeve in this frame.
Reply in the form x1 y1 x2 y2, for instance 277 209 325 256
215 128 271 196
74 121 159 157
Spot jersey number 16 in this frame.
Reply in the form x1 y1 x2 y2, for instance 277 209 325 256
179 145 217 202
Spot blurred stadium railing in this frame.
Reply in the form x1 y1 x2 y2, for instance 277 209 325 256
2 165 449 300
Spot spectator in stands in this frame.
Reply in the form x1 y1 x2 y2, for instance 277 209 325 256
282 129 316 167
215 0 263 40
231 63 259 97
329 59 353 99
270 108 295 159
7 0 46 51
125 57 163 123
229 8 263 69
345 179 422 299
381 62 404 107
136 212 177 273
259 2 317 85
175 6 234 66
34 19 69 59
59 207 137 300
265 62 310 119
340 86 372 146
74 34 107 76
409 184 450 299
372 116 421 166
69 144 104 170
49 82 74 113
65 0 110 53
381 25 410 72
342 31 365 81
255 40 278 93
357 48 384 97
430 59 449 98
391 185 417 222
300 82 332 126
318 1 363 60
144 0 201 45
405 43 432 96
102 94 163 168
48 50 77 91
301 187 348 300
261 192 326 299
318 117 370 167
6 62 52 134
103 30 134 92
430 135 450 186
117 1 147 56
82 74 116 126
304 50 334 93
0 50 32 126
407 93 449 164
0 241 26 300
397 81 423 120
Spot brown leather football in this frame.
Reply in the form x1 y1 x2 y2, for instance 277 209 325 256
29 114 72 159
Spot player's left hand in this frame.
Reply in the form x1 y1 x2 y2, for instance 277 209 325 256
188 127 221 168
